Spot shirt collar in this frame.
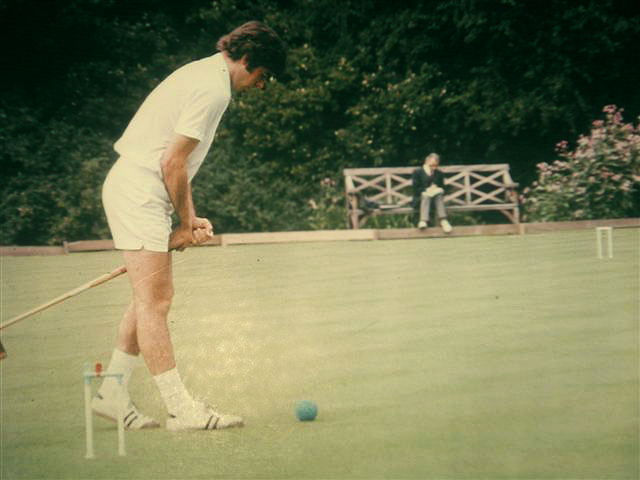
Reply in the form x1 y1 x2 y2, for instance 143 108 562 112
212 52 231 96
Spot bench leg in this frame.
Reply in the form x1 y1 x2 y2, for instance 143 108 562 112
513 206 522 234
349 210 360 229
498 206 522 233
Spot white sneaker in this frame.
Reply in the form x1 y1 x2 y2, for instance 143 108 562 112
92 392 160 430
166 400 244 431
418 221 427 229
440 219 452 233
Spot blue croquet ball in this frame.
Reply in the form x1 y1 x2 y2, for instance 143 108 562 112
295 400 318 421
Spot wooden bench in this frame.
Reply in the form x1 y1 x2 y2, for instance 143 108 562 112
343 164 520 229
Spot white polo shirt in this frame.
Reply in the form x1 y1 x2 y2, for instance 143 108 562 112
114 53 231 181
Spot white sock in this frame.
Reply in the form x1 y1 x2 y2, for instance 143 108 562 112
97 348 139 400
154 367 193 415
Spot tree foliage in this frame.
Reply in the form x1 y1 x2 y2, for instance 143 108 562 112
1 0 639 244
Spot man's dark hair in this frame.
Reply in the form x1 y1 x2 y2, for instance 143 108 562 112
217 21 286 78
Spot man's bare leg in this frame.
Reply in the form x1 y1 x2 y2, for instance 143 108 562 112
122 249 176 374
115 301 139 355
98 248 242 430
92 251 171 429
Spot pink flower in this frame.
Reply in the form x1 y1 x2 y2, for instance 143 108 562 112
537 162 549 171
577 136 590 147
553 160 569 169
555 141 568 151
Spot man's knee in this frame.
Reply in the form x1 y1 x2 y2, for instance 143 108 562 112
157 290 174 315
135 287 173 318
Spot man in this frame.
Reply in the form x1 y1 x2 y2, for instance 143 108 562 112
412 153 452 233
94 21 286 431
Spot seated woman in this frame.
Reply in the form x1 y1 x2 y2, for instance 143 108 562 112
412 153 452 233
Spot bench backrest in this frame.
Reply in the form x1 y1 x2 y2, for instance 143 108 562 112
343 164 517 208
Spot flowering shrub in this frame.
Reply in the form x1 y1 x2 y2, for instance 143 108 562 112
522 105 640 222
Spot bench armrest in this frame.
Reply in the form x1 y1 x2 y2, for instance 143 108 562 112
502 171 519 190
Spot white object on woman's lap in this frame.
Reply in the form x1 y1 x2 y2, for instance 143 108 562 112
424 185 444 198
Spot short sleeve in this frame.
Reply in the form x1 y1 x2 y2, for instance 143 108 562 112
174 89 226 141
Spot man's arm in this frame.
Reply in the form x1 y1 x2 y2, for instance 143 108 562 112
187 182 215 244
161 133 200 250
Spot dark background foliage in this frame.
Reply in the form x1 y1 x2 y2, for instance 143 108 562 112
1 0 639 244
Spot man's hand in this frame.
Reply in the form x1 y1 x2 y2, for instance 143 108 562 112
170 218 214 251
169 225 194 251
193 217 213 237
192 217 214 245
192 227 213 245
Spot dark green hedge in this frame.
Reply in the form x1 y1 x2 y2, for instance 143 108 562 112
2 0 638 244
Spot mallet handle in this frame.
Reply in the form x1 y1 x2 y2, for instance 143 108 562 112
0 265 127 331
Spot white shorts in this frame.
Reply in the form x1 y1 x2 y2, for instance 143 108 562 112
102 158 174 252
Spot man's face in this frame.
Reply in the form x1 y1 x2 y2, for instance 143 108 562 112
233 63 269 91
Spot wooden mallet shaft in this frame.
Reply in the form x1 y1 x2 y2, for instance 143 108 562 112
0 265 127 359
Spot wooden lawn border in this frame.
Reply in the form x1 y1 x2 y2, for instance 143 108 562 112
1 218 638 256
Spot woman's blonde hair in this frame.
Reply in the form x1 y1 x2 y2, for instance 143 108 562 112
424 153 440 164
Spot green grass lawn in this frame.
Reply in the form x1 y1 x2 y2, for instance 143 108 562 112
1 229 638 479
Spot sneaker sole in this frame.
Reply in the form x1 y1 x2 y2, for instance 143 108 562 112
92 408 161 429
166 416 244 431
